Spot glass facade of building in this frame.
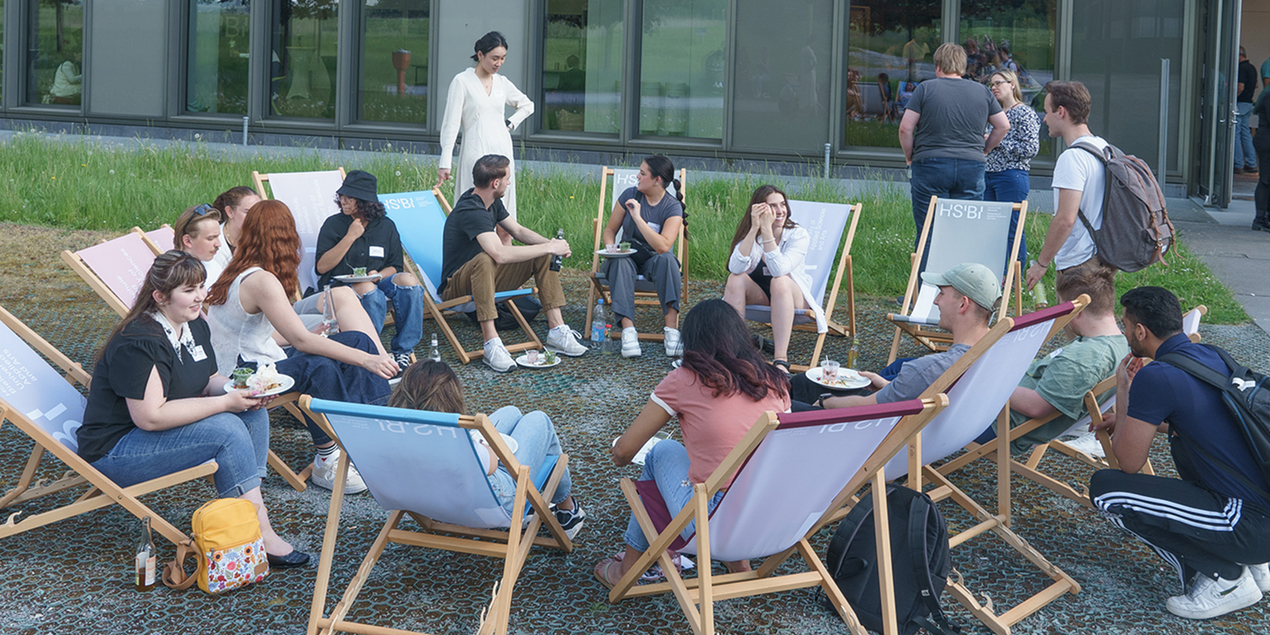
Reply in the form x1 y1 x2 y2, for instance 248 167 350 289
541 0 622 135
359 0 428 125
26 0 82 106
187 0 251 114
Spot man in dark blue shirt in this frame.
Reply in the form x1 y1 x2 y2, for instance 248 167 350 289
1090 286 1270 620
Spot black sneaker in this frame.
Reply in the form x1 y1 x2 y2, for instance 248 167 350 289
393 353 412 373
551 500 587 541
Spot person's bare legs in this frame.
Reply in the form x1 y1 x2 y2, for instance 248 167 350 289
664 306 679 329
241 487 294 556
321 286 388 356
768 275 808 364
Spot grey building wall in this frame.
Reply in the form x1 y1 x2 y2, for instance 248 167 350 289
88 0 169 118
432 0 531 132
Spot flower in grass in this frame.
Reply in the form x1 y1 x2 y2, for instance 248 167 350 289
109 169 115 175
396 171 401 176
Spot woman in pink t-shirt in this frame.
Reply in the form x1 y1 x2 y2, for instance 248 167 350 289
594 299 791 587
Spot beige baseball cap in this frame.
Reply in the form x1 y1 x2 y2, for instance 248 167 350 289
921 262 1002 312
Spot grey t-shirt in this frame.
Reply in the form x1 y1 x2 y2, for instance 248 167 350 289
907 77 1002 163
874 343 971 404
615 187 683 249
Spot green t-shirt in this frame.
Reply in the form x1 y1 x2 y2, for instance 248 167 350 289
1005 334 1129 454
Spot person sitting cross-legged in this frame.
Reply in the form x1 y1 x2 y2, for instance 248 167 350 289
437 153 588 372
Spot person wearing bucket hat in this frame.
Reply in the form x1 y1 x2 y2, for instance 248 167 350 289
792 262 997 410
313 170 425 374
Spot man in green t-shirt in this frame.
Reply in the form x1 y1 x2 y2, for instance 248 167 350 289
977 258 1127 454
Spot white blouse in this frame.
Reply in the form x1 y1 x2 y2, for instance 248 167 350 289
437 68 534 218
726 224 827 333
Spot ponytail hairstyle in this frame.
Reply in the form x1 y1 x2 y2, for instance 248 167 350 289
642 155 687 235
472 31 509 63
207 200 302 306
730 184 795 251
212 186 259 215
95 250 207 362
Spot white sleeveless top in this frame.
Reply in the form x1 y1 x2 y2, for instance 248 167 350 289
207 267 287 377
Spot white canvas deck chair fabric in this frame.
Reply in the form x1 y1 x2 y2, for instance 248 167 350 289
383 188 543 364
61 227 163 317
887 197 1026 363
743 200 862 371
606 397 951 635
584 166 689 343
301 396 573 635
879 299 1087 635
0 304 216 546
252 168 346 296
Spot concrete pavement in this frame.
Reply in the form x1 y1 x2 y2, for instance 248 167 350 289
1178 197 1270 335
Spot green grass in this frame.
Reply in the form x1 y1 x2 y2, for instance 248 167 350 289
0 131 1248 324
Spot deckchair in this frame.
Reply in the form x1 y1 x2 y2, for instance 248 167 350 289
0 304 216 546
382 188 543 364
300 396 574 635
743 200 862 371
874 299 1087 635
253 168 346 296
886 197 1026 363
584 166 689 343
144 225 175 253
606 396 950 635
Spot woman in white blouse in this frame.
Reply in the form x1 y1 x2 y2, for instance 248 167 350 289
435 31 534 242
723 185 825 372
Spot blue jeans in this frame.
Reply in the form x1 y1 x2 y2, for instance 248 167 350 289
486 406 572 515
623 439 725 552
359 275 424 356
1237 102 1258 170
91 409 268 498
984 169 1030 268
911 157 986 274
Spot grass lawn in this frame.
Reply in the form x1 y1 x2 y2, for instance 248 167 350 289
0 131 1248 323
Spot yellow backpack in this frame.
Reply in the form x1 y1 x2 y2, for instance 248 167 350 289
163 498 269 593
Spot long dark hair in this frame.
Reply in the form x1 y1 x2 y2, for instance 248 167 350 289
681 299 788 402
643 155 685 211
472 31 508 62
212 186 258 215
333 195 386 222
96 251 207 362
729 184 795 251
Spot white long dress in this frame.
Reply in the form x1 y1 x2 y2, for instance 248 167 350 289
437 68 535 218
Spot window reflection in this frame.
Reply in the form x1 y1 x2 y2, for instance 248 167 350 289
28 0 84 107
359 0 428 124
187 0 250 114
639 0 726 140
271 0 338 120
542 0 622 134
844 1 941 148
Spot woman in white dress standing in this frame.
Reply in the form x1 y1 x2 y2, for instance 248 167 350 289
436 31 535 243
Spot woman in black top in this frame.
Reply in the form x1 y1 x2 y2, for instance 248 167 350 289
78 251 308 567
1253 91 1270 231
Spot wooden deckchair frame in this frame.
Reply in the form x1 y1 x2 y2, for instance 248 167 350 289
584 167 689 343
606 396 951 635
299 396 574 635
0 304 216 547
886 197 1027 364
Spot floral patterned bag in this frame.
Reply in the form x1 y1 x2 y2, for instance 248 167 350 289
162 498 269 594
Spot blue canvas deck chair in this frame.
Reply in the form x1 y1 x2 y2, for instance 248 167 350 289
887 197 1026 363
744 200 861 371
0 304 216 546
584 166 689 344
876 299 1088 635
253 168 346 297
301 396 573 635
383 188 543 365
605 397 953 635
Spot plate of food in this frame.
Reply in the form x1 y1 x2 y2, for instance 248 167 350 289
805 366 871 390
515 350 561 369
225 364 295 397
334 268 382 284
595 247 635 259
470 429 519 454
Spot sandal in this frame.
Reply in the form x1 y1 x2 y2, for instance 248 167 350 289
773 359 791 374
594 555 626 589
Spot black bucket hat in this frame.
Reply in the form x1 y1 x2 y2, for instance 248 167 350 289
337 170 378 202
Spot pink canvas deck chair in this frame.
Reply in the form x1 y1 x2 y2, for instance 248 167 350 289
253 168 346 297
61 227 164 317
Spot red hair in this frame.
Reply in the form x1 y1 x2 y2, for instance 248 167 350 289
207 199 302 305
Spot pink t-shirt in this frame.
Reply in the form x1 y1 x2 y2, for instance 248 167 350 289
651 367 791 487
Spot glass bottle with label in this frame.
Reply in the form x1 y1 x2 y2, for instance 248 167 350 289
135 516 156 592
429 333 441 362
322 285 340 335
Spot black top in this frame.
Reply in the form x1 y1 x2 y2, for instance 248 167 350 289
77 317 219 463
1238 60 1258 103
438 188 508 295
314 214 405 292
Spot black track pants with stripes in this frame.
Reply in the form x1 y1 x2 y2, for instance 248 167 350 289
1090 469 1270 588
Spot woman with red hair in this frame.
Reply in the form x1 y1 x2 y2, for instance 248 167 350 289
207 200 398 494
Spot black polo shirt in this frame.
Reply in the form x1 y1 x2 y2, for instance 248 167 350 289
314 213 405 292
438 189 508 295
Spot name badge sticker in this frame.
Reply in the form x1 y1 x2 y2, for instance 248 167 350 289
189 345 208 362
368 245 385 258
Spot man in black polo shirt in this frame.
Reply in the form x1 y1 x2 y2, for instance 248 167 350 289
1091 286 1270 620
439 154 587 372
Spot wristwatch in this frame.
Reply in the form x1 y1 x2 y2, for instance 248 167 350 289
815 392 834 409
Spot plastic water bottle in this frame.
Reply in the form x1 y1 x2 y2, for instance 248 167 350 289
321 285 339 335
1029 261 1049 308
429 333 441 362
550 228 564 272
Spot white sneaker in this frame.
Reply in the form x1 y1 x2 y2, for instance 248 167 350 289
545 325 588 357
1250 563 1270 593
310 448 368 495
1062 431 1106 458
664 327 683 357
1166 568 1263 619
483 340 516 372
620 327 641 358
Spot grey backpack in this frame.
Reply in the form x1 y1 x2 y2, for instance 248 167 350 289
1070 141 1175 272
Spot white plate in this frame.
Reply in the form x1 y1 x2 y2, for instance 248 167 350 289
515 353 561 369
805 367 870 390
224 373 296 397
471 430 519 454
595 248 635 259
612 432 670 466
334 273 383 283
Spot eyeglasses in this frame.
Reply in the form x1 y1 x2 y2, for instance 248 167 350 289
192 203 215 216
990 80 1012 88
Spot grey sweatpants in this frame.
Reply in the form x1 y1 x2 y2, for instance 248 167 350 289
601 251 681 322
